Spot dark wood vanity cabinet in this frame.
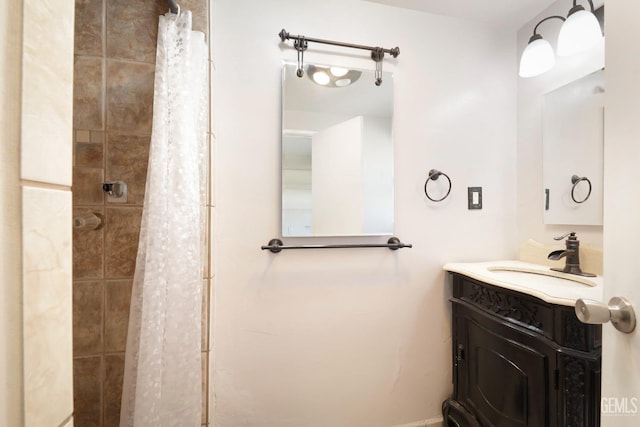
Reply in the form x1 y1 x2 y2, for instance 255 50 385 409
442 273 602 427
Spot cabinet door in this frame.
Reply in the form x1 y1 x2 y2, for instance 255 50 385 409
458 306 554 427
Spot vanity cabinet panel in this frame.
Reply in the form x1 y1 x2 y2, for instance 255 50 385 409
444 273 601 427
459 304 554 427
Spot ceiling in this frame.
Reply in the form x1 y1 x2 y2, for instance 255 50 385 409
365 0 560 29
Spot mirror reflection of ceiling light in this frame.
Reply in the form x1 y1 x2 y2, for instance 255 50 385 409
307 64 362 88
330 67 349 77
312 71 331 85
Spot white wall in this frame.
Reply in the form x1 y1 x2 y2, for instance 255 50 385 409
213 0 517 424
516 0 604 246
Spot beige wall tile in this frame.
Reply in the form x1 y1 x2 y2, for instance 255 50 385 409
106 133 150 205
74 0 103 56
106 0 164 63
181 0 209 34
104 280 132 352
76 142 104 168
104 207 142 278
0 0 25 423
106 61 155 134
73 356 102 427
73 207 105 279
76 129 91 143
74 56 105 130
73 280 104 356
21 0 74 186
202 279 209 351
90 130 106 144
73 167 105 205
104 354 125 427
22 186 73 427
202 351 208 425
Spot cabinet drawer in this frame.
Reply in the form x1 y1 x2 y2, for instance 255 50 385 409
451 273 601 352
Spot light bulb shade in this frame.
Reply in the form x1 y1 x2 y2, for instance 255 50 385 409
519 36 556 78
557 9 602 56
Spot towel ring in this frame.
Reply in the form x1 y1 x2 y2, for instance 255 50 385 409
571 175 591 203
424 169 452 202
571 175 592 204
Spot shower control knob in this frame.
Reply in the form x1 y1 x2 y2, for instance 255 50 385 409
102 182 114 195
575 297 636 333
102 181 128 202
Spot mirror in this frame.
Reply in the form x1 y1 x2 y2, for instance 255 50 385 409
281 62 394 237
543 69 604 226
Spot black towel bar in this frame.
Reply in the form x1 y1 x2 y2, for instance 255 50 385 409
261 237 412 253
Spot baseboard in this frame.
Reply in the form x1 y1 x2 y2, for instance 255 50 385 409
426 417 444 427
392 417 443 427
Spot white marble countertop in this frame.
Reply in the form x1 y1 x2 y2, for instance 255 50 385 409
444 260 604 307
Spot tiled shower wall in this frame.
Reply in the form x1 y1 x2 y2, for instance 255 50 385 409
72 1 212 426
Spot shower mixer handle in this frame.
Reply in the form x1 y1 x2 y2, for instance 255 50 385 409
103 182 123 197
102 181 128 202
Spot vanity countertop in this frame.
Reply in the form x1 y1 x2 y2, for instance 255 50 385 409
444 260 604 307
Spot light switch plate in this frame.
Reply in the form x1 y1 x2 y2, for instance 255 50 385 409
468 187 482 210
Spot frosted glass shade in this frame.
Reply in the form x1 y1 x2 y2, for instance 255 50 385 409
519 36 556 78
557 9 602 56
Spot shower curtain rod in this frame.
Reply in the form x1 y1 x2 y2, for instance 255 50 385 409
278 29 400 59
167 0 179 14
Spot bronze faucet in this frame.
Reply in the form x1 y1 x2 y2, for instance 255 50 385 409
547 232 596 277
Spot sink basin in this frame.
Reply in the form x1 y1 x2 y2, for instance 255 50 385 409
443 260 604 306
486 266 597 287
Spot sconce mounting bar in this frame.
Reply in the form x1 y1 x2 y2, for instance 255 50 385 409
279 29 400 59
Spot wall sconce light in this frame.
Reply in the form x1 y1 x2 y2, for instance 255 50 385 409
519 0 602 78
279 29 399 86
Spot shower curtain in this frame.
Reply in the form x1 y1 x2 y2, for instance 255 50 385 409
120 10 207 427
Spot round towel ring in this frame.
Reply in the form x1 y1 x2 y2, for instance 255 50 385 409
571 175 592 204
424 169 452 202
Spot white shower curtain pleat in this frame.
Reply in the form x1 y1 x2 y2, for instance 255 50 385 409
120 10 208 427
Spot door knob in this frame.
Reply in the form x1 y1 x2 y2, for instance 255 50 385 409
575 297 636 333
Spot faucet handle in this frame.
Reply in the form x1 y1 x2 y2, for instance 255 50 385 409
554 231 576 241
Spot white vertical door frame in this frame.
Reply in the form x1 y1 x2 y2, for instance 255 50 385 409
602 0 640 424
